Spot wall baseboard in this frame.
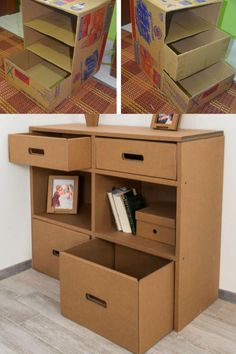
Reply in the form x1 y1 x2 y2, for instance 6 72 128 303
219 289 236 304
0 260 32 281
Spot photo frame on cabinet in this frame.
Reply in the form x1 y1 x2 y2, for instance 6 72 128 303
151 114 181 131
47 176 79 214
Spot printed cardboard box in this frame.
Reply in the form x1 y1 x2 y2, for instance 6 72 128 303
163 61 235 112
4 0 115 111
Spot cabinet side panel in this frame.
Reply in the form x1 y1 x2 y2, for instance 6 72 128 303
175 136 224 331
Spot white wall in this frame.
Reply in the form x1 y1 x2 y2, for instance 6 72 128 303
1 114 236 294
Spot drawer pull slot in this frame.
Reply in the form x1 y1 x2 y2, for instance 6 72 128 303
52 249 60 257
153 229 158 235
122 153 144 162
86 293 107 308
29 148 45 156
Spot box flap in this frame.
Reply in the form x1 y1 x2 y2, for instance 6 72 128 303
180 61 235 97
33 0 111 16
136 203 176 228
25 12 77 47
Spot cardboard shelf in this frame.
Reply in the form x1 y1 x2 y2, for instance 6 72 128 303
33 203 92 234
24 12 76 47
94 230 176 260
26 37 73 73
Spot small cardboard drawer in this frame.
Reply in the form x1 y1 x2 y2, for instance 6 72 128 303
60 239 174 354
164 29 231 81
95 138 177 180
9 133 91 171
4 50 71 111
32 219 90 279
163 61 235 113
137 221 175 246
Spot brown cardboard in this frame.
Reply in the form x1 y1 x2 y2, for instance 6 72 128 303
95 138 177 179
4 0 115 110
164 29 231 81
32 219 90 279
163 61 235 112
60 239 174 354
8 133 92 171
136 204 176 228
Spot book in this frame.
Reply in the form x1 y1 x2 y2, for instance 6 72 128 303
112 188 136 233
107 191 122 231
122 194 146 235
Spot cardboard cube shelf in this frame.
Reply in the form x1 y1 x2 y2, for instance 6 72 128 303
130 0 235 112
8 124 224 353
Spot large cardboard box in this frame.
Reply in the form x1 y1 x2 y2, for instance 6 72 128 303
60 239 174 354
129 0 235 111
4 0 115 111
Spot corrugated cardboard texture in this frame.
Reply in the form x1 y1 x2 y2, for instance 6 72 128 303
60 239 174 354
32 219 90 279
95 138 177 180
8 133 92 171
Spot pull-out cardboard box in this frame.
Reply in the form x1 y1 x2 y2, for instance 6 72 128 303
130 0 235 111
4 0 115 111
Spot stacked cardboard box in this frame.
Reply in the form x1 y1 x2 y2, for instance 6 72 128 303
4 0 115 111
129 0 235 112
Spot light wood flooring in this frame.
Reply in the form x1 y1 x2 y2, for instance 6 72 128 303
0 269 236 354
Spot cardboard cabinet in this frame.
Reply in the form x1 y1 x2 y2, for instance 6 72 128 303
4 0 115 111
8 124 224 353
130 0 235 112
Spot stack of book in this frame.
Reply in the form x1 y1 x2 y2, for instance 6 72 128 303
107 187 145 234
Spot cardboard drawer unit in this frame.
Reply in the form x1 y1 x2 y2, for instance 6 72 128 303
8 133 92 171
32 219 90 279
95 138 177 179
129 0 235 112
60 239 174 354
136 204 176 246
4 0 115 111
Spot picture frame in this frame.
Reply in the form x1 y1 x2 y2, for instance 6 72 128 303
47 176 79 214
151 114 181 131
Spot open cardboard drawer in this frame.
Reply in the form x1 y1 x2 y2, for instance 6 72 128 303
4 50 71 111
60 239 174 354
32 219 90 279
163 61 235 113
8 132 92 171
95 138 177 180
164 29 231 81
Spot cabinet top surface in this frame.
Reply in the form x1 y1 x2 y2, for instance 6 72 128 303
32 0 111 16
30 124 223 142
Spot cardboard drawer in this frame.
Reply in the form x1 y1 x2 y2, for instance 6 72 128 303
95 138 177 180
9 133 91 171
163 61 235 113
60 239 174 354
4 50 71 111
164 29 231 81
32 219 90 279
137 221 175 246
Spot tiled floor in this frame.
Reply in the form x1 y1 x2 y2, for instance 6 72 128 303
0 12 116 89
0 269 236 354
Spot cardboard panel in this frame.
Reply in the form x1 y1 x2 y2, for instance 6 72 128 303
136 204 176 228
95 138 177 180
137 221 176 246
8 133 92 171
32 219 89 279
164 29 230 81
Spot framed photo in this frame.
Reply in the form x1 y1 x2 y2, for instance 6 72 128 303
47 176 79 214
151 114 181 131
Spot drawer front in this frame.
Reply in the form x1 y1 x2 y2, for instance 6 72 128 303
60 247 139 353
9 133 91 171
137 221 175 246
32 219 90 279
95 138 177 180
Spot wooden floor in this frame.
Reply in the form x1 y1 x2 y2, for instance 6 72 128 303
0 270 236 354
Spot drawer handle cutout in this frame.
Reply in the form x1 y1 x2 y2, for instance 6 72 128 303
86 293 107 308
153 229 158 235
52 249 60 257
122 153 144 162
28 148 45 156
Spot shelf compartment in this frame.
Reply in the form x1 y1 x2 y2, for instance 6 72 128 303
24 11 77 47
26 36 73 73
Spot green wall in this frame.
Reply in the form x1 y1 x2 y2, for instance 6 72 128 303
219 0 236 38
108 3 116 41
